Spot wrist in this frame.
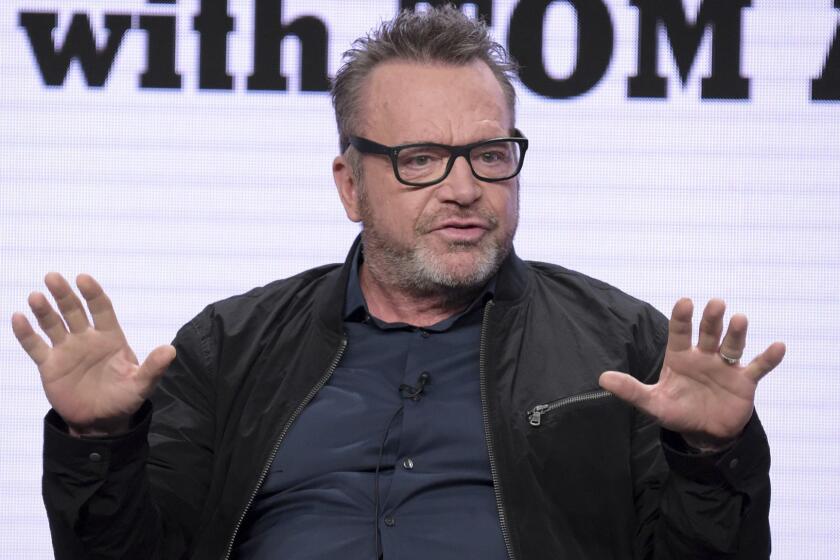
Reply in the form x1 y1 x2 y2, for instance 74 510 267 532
681 432 737 454
66 416 133 438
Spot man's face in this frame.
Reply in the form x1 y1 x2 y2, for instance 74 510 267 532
334 59 519 295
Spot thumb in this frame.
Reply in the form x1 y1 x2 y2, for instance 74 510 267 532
599 371 654 414
136 344 176 394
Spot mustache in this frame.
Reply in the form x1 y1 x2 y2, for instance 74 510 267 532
415 209 499 235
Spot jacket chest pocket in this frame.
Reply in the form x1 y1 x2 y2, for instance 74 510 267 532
519 387 637 532
520 385 633 490
526 388 614 427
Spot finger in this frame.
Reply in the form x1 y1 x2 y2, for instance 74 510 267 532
28 291 68 345
666 298 694 353
719 313 748 362
136 345 177 398
599 371 655 416
44 272 91 334
696 299 725 353
11 313 51 365
77 274 121 332
745 341 786 382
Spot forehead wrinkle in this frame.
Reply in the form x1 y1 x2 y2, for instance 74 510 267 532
358 60 511 145
371 109 508 146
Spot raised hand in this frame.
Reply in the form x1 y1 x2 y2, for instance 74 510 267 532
599 298 786 450
11 273 175 436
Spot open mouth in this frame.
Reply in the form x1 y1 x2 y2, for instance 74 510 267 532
434 223 488 242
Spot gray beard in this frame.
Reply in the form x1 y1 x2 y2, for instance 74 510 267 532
354 172 518 300
359 216 513 300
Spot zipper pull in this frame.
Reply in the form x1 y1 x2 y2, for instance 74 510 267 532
528 404 549 427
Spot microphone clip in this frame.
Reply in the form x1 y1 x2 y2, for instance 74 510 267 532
399 372 431 401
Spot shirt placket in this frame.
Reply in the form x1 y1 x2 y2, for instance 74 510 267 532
378 326 433 557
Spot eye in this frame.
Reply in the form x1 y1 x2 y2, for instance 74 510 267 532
397 147 447 170
408 154 433 167
475 148 509 165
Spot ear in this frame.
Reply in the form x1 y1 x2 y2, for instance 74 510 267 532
333 154 363 223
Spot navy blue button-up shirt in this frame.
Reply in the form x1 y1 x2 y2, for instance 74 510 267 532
235 250 508 559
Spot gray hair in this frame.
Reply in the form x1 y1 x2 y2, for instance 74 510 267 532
331 5 519 156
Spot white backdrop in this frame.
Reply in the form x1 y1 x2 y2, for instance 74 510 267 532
1 0 838 557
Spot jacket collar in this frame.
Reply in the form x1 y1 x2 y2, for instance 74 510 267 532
314 234 361 335
493 244 530 306
314 234 531 332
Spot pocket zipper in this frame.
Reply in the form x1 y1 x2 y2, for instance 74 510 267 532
527 389 613 427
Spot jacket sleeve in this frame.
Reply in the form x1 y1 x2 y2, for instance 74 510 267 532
42 311 217 560
656 415 771 559
630 316 771 559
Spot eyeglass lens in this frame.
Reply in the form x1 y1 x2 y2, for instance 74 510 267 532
395 140 522 184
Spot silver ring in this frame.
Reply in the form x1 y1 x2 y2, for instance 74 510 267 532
719 351 739 366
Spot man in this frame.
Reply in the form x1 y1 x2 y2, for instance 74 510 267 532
12 6 785 559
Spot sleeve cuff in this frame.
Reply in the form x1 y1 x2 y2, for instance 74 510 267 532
660 411 770 489
43 401 153 474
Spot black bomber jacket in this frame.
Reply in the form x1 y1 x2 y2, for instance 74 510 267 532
43 238 771 559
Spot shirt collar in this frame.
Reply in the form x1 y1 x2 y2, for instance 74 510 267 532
343 242 495 331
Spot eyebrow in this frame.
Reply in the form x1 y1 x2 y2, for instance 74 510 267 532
393 127 513 146
395 132 515 146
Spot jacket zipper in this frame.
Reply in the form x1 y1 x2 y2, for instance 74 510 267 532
478 299 517 560
527 389 612 427
221 337 348 560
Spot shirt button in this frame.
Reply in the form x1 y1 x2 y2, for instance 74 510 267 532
420 330 430 338
88 452 102 463
402 457 415 470
729 458 740 469
384 516 396 527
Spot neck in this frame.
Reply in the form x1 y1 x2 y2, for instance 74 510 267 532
358 262 482 327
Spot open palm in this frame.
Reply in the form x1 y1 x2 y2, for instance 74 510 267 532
600 298 786 449
11 273 174 436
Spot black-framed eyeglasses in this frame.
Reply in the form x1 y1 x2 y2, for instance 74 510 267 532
347 130 528 188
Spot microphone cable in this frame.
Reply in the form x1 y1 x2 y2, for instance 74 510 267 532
373 404 403 559
373 372 431 559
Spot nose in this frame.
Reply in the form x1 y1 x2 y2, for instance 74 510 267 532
436 155 481 206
